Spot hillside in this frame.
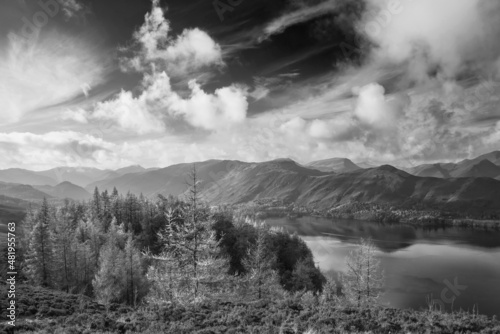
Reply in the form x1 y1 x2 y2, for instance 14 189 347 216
0 195 31 243
307 158 361 173
37 167 117 187
34 181 91 201
0 182 53 201
1 284 499 334
0 168 57 186
407 151 500 179
86 159 252 196
84 159 500 214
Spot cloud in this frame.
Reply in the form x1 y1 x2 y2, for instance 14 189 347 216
0 31 109 124
261 0 339 41
360 0 500 80
354 83 402 128
58 0 89 21
122 0 223 78
0 131 114 169
85 72 248 134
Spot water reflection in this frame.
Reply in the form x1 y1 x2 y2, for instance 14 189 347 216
266 217 500 317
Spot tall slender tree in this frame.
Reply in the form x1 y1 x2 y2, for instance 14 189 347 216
342 239 384 307
148 164 230 304
25 198 54 287
243 222 282 300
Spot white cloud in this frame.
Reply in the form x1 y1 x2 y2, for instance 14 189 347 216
354 83 401 128
123 0 223 77
261 0 339 41
0 32 108 124
0 131 114 170
361 0 500 80
86 72 248 134
58 0 89 20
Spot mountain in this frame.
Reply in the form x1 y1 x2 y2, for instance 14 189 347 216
307 158 361 173
34 181 91 201
86 159 500 213
115 165 146 175
406 151 500 179
37 167 116 187
0 168 57 186
454 159 500 178
0 182 53 201
86 160 251 196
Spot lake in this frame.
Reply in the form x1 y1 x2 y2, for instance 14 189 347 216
265 216 500 317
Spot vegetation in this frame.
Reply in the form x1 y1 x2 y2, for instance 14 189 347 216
1 284 499 334
3 165 498 333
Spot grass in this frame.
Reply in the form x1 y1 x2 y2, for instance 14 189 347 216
1 284 499 334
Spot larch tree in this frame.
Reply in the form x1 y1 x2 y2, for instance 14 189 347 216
147 164 230 304
341 238 384 307
242 222 282 300
53 208 76 292
25 198 55 287
93 224 126 307
123 235 147 306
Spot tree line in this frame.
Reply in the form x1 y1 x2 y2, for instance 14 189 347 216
7 166 383 309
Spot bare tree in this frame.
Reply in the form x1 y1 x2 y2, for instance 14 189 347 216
341 238 384 307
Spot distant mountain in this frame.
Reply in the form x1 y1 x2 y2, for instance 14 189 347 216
0 169 57 186
86 159 500 213
115 165 146 175
405 151 500 179
0 182 53 201
455 159 500 178
37 167 115 187
86 160 251 196
356 161 378 169
307 158 361 173
34 182 91 201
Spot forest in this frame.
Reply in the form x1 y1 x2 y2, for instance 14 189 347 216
1 168 499 333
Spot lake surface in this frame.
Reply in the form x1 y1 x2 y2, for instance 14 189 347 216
265 216 500 317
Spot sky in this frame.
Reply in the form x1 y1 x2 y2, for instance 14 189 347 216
1 0 500 170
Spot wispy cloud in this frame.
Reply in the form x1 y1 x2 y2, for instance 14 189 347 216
0 31 110 124
260 0 339 41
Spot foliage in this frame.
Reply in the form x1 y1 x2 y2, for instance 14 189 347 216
2 284 499 334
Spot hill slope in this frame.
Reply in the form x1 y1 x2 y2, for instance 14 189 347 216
307 158 361 173
86 159 500 214
0 182 53 201
34 181 91 200
0 168 57 186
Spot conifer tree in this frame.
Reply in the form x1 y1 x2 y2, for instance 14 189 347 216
341 239 384 307
92 187 102 220
53 209 76 292
123 235 147 306
148 164 230 304
93 224 125 307
25 198 54 287
243 222 282 300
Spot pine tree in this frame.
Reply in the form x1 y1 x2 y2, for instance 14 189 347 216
25 198 54 287
341 239 384 307
242 222 282 300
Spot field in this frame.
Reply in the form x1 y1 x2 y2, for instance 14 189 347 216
1 284 499 334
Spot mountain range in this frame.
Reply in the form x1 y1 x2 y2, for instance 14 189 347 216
0 152 499 215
